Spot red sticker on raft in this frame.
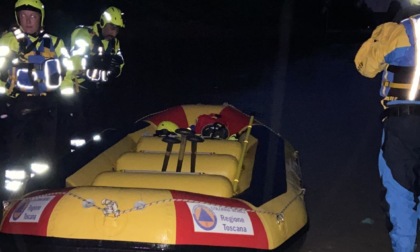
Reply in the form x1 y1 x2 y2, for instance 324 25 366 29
1 189 69 236
171 191 268 249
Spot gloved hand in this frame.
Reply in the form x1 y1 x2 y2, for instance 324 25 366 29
87 55 105 70
108 55 123 78
110 55 124 69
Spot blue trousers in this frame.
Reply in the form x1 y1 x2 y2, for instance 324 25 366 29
379 151 418 252
380 114 420 252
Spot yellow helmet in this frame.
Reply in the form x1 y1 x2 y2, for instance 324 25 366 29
100 6 125 29
15 0 45 26
410 0 420 5
155 121 179 136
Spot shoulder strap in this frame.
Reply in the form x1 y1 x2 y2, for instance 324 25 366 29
53 37 61 49
19 31 46 55
91 35 103 54
106 38 116 54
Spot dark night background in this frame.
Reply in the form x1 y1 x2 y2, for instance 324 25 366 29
0 0 413 251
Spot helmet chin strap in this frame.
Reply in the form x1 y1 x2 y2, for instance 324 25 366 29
96 23 104 40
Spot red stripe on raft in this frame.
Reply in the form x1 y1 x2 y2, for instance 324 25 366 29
145 106 189 128
1 188 71 236
219 106 253 135
172 191 268 250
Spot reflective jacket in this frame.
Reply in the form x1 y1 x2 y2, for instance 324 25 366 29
355 14 420 106
68 21 124 84
0 28 70 96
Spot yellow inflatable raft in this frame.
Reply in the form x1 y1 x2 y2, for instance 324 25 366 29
0 104 307 251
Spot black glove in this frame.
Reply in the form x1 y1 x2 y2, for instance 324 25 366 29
87 55 106 70
108 55 123 78
109 55 123 69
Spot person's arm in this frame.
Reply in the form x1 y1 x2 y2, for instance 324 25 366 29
108 39 124 78
69 28 91 71
0 33 18 95
53 36 76 96
354 22 409 78
59 28 92 95
70 27 91 57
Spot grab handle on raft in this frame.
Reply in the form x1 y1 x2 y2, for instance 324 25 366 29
233 115 254 193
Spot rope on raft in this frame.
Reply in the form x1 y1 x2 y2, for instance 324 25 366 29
5 189 305 222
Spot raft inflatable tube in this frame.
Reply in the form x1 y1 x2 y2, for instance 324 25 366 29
0 104 307 251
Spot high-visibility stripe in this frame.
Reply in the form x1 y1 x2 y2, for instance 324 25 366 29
409 17 420 100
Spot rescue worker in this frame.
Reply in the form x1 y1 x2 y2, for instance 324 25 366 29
65 6 125 150
355 13 420 252
0 0 72 198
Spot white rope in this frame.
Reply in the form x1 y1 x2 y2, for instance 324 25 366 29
8 189 305 221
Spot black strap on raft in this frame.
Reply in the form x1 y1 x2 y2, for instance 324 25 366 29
161 135 180 172
175 128 192 172
187 134 204 173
